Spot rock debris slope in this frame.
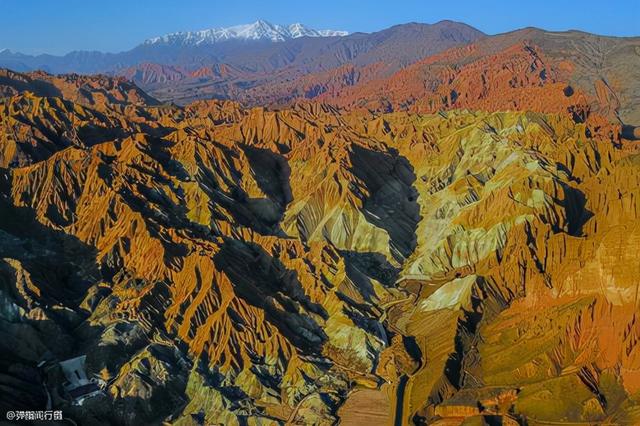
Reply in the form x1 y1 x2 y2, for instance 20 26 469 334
0 67 639 426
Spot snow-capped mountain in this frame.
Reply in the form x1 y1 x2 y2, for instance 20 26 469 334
144 20 348 46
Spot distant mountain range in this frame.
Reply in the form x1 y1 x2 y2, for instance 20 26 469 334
0 20 484 74
0 20 350 74
1 19 639 129
143 20 348 45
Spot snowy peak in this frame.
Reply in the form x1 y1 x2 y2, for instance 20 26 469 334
143 20 348 46
286 23 347 38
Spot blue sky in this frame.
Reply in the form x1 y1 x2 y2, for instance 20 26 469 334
2 0 638 55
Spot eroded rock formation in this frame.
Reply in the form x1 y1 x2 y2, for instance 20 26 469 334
0 66 639 426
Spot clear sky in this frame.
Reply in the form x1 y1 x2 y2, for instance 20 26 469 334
2 0 639 55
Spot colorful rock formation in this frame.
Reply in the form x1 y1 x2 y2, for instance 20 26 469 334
0 25 639 425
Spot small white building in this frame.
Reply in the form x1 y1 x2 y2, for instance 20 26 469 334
58 355 102 405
